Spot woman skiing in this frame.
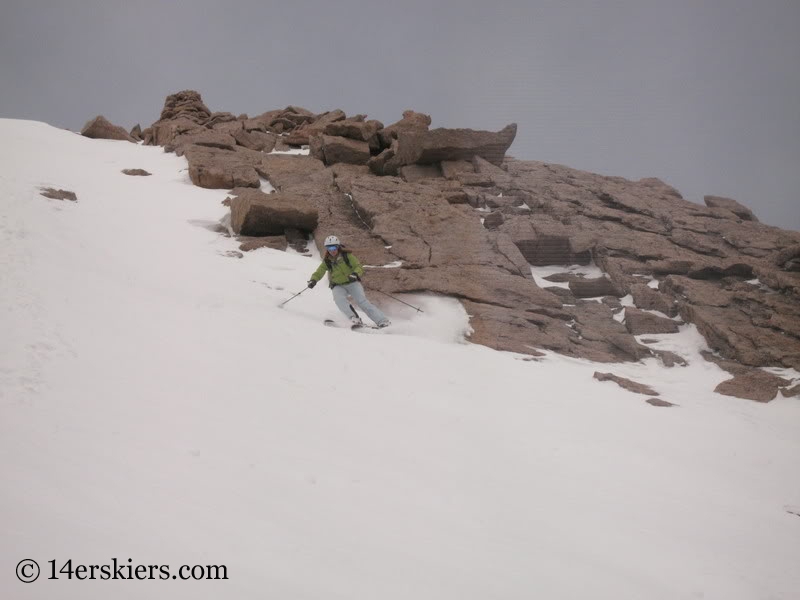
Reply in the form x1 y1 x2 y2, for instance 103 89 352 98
307 235 391 328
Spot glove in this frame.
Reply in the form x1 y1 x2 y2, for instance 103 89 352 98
348 273 360 282
307 279 317 289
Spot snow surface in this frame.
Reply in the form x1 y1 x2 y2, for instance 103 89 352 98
530 263 606 289
269 146 310 156
1 119 799 599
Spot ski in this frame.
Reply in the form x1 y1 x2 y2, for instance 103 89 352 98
323 319 384 332
351 322 381 331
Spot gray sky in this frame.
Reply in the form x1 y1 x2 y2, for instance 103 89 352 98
2 0 798 229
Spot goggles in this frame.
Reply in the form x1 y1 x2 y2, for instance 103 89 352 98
325 245 339 252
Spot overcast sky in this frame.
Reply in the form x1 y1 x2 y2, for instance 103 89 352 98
1 0 798 229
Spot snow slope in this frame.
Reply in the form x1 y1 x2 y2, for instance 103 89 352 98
1 119 799 599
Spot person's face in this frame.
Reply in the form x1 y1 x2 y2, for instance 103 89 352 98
326 245 339 255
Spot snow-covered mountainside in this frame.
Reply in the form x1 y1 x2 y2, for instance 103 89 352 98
1 119 799 599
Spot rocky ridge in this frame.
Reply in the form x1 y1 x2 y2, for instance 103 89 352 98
80 91 800 401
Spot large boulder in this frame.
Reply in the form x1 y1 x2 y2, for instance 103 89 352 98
233 128 277 152
570 277 625 298
463 300 650 362
704 195 759 222
714 371 791 402
146 117 203 147
441 160 475 179
166 130 237 155
158 90 211 123
399 164 443 182
669 228 728 258
366 144 398 175
211 119 247 135
206 112 237 127
229 188 318 235
472 156 513 187
378 110 432 148
258 154 329 191
369 124 517 175
413 123 517 165
270 108 316 139
629 283 679 317
324 117 383 143
483 211 505 230
772 244 800 272
81 116 136 142
184 146 260 189
624 307 680 335
662 276 732 307
283 109 347 145
682 304 800 369
318 135 371 165
242 111 281 132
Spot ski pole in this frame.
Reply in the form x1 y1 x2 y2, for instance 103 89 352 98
375 290 424 313
278 286 309 308
349 304 362 321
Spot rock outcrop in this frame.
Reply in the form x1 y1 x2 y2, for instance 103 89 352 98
368 124 517 176
81 116 136 142
85 90 798 392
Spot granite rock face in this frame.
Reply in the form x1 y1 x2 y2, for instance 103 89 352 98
123 90 799 385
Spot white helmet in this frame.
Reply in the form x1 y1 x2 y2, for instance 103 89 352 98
324 235 340 247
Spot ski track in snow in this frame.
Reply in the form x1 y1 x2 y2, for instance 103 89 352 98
1 119 799 600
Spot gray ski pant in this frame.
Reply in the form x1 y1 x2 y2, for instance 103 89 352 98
331 282 388 325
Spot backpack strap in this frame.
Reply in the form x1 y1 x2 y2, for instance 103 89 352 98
324 250 353 271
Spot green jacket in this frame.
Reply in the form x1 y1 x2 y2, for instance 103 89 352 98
310 251 365 287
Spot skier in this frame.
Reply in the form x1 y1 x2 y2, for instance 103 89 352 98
307 235 391 328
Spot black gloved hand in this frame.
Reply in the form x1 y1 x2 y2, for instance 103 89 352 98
307 279 317 289
348 273 360 282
